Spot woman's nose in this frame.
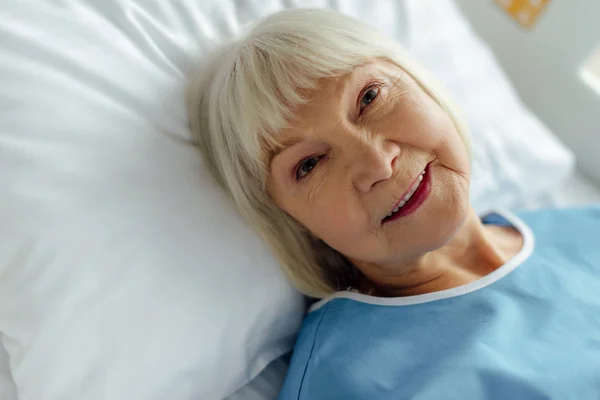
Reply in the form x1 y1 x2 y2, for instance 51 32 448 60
351 139 401 193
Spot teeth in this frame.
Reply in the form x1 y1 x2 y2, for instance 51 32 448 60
385 168 428 219
404 181 420 201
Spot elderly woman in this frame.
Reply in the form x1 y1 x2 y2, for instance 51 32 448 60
187 9 600 400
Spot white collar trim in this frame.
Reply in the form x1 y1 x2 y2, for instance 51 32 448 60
309 209 535 312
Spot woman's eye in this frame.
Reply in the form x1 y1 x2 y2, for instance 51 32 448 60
295 155 322 181
360 86 380 110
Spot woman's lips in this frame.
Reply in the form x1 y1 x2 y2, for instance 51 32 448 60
382 163 432 223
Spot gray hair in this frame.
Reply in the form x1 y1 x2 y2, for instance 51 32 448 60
187 8 470 298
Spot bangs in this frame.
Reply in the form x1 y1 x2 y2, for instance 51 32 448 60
231 43 366 174
219 11 393 185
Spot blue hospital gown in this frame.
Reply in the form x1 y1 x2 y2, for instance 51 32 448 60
278 207 600 400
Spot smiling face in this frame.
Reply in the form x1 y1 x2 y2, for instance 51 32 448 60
266 59 471 276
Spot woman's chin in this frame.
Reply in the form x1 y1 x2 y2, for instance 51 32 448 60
387 190 470 255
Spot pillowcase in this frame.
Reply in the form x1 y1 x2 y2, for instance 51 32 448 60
0 1 408 399
403 0 575 213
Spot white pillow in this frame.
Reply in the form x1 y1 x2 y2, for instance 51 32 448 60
0 1 408 399
225 356 289 400
403 0 575 213
0 2 305 399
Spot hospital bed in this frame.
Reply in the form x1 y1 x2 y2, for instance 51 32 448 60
230 1 600 397
1 1 599 399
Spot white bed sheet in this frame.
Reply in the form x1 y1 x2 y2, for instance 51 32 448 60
516 170 600 210
2 171 599 400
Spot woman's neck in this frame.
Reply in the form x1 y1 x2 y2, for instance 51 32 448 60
359 209 524 297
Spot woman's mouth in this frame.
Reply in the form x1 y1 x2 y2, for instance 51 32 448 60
382 163 432 223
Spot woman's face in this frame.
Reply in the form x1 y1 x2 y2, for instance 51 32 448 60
267 60 471 273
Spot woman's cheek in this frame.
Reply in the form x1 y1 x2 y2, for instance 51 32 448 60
319 199 365 244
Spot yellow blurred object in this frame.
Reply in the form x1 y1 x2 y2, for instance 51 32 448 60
495 0 550 28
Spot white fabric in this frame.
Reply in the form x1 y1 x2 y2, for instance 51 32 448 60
517 170 600 210
0 0 579 400
225 356 290 400
0 1 407 400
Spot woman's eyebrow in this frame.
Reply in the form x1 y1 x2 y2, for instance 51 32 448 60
343 65 383 117
270 136 303 160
